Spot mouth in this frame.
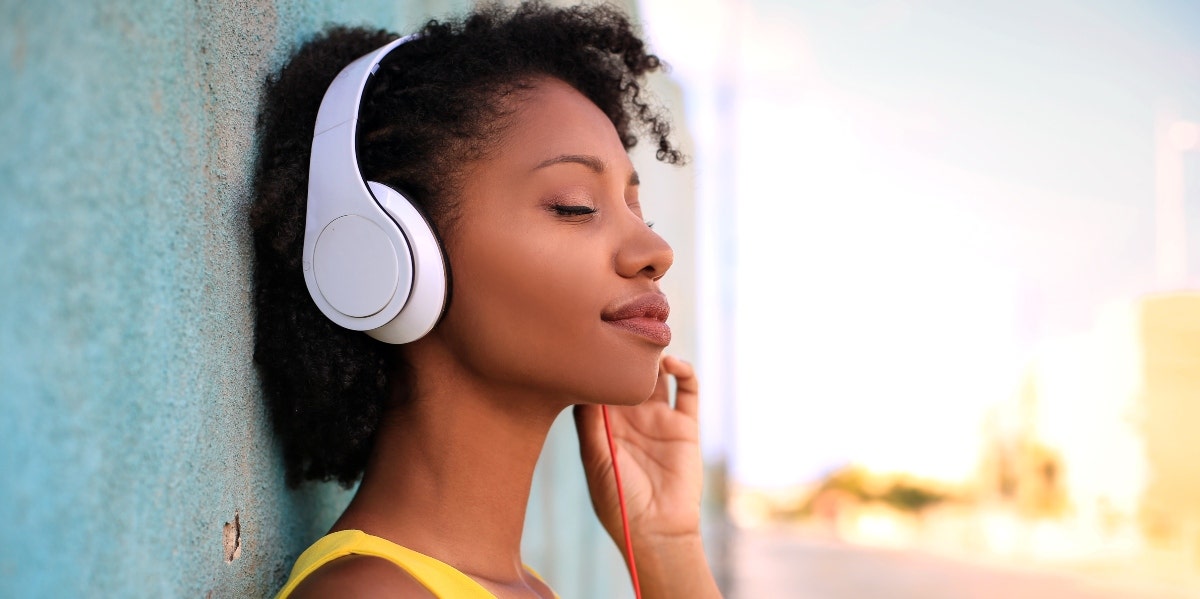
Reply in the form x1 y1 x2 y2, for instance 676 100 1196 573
601 292 671 346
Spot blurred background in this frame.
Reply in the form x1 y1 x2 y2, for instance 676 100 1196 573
635 0 1200 597
3 0 1200 597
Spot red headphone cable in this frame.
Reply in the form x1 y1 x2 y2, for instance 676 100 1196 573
601 405 642 599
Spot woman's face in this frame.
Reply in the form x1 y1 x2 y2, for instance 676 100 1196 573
428 77 674 406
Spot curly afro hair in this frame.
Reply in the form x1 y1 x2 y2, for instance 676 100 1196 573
250 1 682 488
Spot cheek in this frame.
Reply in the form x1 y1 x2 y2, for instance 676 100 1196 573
439 228 660 404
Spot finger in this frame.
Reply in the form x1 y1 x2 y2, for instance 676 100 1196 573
646 357 671 405
663 355 699 418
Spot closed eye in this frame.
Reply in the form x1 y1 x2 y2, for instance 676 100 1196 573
552 204 597 216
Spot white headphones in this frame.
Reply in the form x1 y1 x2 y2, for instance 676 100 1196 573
302 36 448 344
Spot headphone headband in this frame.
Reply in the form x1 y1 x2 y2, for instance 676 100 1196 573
313 35 416 136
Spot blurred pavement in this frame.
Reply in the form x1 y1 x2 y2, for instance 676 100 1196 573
730 526 1199 599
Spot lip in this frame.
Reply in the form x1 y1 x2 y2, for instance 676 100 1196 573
602 292 671 346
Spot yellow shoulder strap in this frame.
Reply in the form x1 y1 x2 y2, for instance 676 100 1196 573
274 529 497 598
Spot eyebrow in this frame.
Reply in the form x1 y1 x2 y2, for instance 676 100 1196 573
532 154 640 186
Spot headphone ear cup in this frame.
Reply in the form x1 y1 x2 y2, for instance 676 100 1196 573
363 182 449 344
311 214 409 319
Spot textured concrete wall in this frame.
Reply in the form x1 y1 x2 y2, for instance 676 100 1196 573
0 1 466 596
0 0 702 597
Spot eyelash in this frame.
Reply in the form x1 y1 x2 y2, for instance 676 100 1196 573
551 204 654 228
552 204 596 216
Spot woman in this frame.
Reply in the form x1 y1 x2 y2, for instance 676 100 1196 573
251 3 720 597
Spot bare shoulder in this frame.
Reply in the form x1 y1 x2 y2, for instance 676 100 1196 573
288 555 437 598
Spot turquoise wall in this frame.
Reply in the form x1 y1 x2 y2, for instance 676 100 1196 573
0 1 467 596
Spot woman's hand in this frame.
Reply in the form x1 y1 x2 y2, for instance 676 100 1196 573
574 355 720 598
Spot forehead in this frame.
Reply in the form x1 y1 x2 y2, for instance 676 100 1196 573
495 77 632 171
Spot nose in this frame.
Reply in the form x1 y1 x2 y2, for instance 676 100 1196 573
615 216 674 281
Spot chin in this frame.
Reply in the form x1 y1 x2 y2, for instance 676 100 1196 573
580 349 663 406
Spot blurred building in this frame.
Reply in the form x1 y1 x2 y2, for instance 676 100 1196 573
1138 293 1200 556
978 293 1200 565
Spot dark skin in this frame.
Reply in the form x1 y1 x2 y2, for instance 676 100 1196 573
292 78 721 598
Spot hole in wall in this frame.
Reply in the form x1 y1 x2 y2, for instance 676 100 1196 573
223 511 242 563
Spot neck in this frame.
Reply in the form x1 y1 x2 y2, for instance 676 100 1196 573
332 344 566 585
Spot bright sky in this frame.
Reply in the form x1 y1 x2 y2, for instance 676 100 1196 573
640 0 1200 487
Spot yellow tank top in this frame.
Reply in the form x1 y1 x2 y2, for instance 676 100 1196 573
274 529 557 598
